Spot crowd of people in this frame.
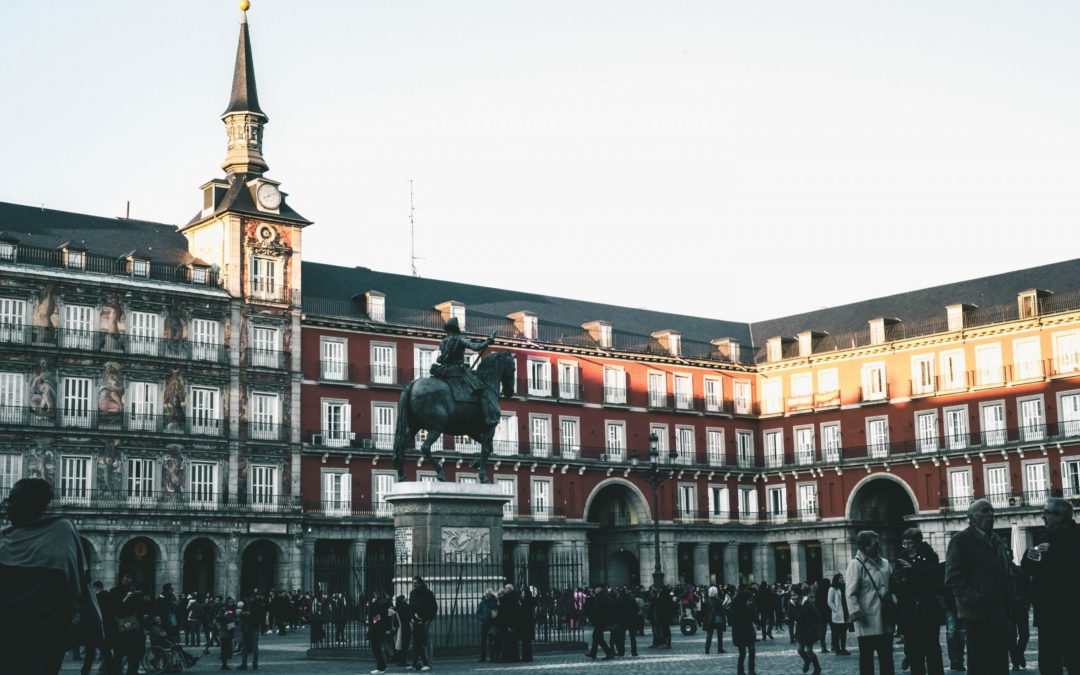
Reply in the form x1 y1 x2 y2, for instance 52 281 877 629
5 476 1080 675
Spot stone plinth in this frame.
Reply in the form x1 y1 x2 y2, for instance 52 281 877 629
385 481 510 562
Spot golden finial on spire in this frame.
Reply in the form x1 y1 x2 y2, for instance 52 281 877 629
240 0 250 11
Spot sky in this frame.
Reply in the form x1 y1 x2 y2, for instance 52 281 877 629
2 1 1079 325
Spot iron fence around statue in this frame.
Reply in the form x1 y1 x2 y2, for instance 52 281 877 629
308 551 587 656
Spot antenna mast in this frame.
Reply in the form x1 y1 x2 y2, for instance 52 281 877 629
410 179 420 277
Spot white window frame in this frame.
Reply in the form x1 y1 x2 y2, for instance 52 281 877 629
940 349 966 391
1022 460 1049 505
321 399 352 447
1061 458 1080 500
190 318 219 362
820 421 841 462
817 369 839 395
797 483 818 521
763 429 783 468
604 420 626 461
320 338 347 381
794 425 815 465
984 464 1011 508
61 376 92 428
250 326 279 368
707 484 730 522
128 311 160 356
790 373 812 399
674 425 694 465
603 366 627 405
677 483 697 520
496 475 517 519
766 485 787 523
414 345 439 380
762 379 783 415
948 468 973 508
557 361 580 400
915 410 939 453
738 486 759 522
866 416 889 458
673 373 693 410
529 414 552 457
250 464 278 509
706 428 725 466
647 371 667 408
190 386 220 435
736 430 754 468
250 392 280 441
1019 395 1045 442
189 461 218 509
250 254 279 299
911 354 935 395
0 453 22 492
975 343 1003 386
531 476 553 521
321 469 351 516
650 423 669 460
371 342 397 385
372 403 396 450
0 298 27 344
1054 331 1080 375
704 377 723 412
944 405 969 451
861 362 887 401
65 249 85 269
733 380 752 415
980 400 1007 447
1013 337 1043 381
61 304 93 350
126 457 156 504
1058 389 1080 438
528 358 552 397
59 455 91 505
373 471 396 516
559 416 580 459
0 372 25 424
494 412 518 456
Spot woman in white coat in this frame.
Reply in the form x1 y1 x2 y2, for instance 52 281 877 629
827 572 851 655
844 530 895 675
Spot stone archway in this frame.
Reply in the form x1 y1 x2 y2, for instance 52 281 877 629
584 480 651 584
240 539 280 596
183 538 220 597
119 536 161 595
847 475 918 559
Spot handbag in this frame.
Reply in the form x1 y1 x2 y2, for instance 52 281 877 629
857 557 897 626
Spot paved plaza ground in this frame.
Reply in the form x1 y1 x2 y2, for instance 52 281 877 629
60 626 1041 674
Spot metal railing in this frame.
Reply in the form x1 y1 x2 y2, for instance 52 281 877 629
247 348 288 369
248 422 287 442
39 489 299 513
523 378 554 398
2 242 223 287
940 489 1051 512
319 360 355 383
0 405 225 436
367 366 406 387
603 387 628 405
0 325 229 363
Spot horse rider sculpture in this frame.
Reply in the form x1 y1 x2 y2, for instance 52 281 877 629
429 317 501 426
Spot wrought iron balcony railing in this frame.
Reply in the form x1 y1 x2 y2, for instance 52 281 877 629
0 325 229 363
247 348 288 369
0 405 225 437
22 488 300 513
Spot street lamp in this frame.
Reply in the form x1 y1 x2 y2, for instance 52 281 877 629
631 432 678 588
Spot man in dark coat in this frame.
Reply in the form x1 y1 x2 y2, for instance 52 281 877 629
408 576 438 671
584 586 614 660
945 498 1012 675
892 528 944 675
1021 496 1080 674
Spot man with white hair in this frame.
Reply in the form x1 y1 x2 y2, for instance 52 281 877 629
945 498 1011 675
1021 496 1080 674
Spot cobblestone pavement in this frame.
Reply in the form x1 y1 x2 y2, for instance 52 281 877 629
61 626 1041 674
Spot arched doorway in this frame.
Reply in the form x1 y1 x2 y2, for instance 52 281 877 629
241 540 279 596
848 477 918 559
183 538 217 597
585 480 650 584
119 537 159 594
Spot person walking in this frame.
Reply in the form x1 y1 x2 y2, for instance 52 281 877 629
939 579 965 672
476 589 497 662
239 593 265 670
0 478 99 675
815 577 832 654
731 588 757 675
845 530 895 675
217 597 238 671
703 586 727 654
367 590 392 675
1021 496 1080 674
891 528 944 675
584 586 614 660
653 586 675 648
827 573 851 656
945 499 1012 675
520 586 537 661
616 588 639 657
409 576 438 671
108 574 147 675
795 585 823 675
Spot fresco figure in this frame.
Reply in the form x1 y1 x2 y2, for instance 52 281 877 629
163 369 186 432
97 362 125 423
29 359 56 419
99 295 123 351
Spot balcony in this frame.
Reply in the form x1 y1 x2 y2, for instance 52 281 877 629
737 511 759 523
797 507 820 522
247 348 287 369
703 395 724 414
764 453 783 469
603 387 628 406
503 505 566 522
736 453 756 469
786 395 814 413
0 326 228 363
556 381 583 402
647 392 671 410
765 510 788 524
859 384 890 404
706 451 727 467
1053 355 1080 377
909 377 938 398
302 499 388 518
708 510 732 524
1009 360 1048 383
368 365 405 387
249 280 289 304
523 378 554 399
814 390 841 409
0 406 224 437
674 507 705 524
43 489 299 514
673 393 696 412
1 242 222 287
319 360 355 383
248 421 286 442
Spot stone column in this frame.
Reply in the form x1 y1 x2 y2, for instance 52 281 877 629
661 541 678 585
165 532 182 590
692 543 709 586
722 544 739 587
755 542 776 585
790 540 809 584
639 540 658 588
302 537 315 595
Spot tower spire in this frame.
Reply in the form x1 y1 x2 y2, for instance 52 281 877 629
221 0 269 176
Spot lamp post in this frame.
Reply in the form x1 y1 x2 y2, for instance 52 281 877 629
631 432 678 589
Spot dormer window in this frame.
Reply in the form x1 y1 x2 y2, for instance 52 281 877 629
0 241 15 262
599 324 612 348
582 320 613 349
366 291 386 322
767 337 783 362
1018 290 1051 320
128 258 150 278
436 301 466 330
508 311 538 340
64 249 85 269
652 330 681 357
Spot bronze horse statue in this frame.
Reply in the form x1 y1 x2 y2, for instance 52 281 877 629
392 350 516 483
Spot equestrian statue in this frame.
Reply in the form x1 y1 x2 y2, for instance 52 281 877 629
392 317 516 483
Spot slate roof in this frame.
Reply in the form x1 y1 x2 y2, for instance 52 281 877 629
301 261 755 347
224 15 265 118
184 173 311 227
0 202 196 266
748 257 1080 345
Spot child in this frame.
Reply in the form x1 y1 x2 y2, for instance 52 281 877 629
794 585 823 675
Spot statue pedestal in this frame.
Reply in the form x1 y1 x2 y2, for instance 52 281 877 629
384 482 510 654
385 481 509 562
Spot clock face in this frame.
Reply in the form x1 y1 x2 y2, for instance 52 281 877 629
256 183 281 209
